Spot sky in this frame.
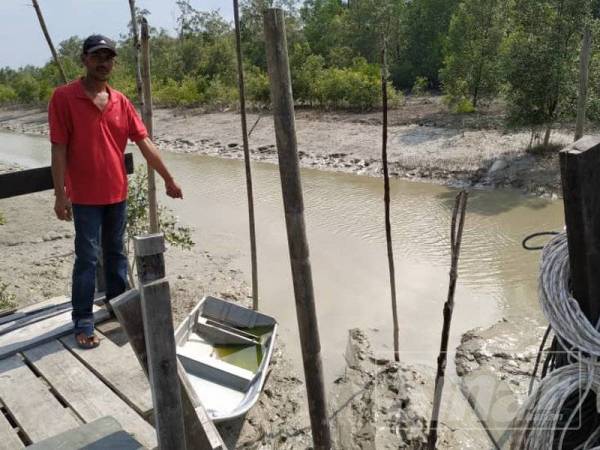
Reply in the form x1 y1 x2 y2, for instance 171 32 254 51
0 0 234 69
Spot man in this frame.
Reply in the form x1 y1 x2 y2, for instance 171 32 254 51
49 35 183 349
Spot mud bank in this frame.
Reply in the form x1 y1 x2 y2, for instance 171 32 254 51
0 102 575 196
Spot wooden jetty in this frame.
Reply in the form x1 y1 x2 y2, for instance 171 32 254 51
0 295 156 448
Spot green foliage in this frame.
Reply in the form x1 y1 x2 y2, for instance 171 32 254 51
154 77 201 107
400 0 460 88
411 77 429 96
0 281 16 311
127 167 194 251
441 0 506 107
245 66 271 104
0 211 5 225
504 0 589 132
0 84 17 104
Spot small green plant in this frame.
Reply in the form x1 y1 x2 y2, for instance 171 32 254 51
0 281 16 311
411 76 429 96
0 211 5 225
126 167 194 285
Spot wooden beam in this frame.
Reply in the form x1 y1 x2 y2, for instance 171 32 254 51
0 153 134 199
560 136 600 322
133 234 185 450
263 8 331 449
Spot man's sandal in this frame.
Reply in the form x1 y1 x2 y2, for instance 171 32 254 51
73 319 100 349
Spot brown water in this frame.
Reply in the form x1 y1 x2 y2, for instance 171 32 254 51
0 131 565 384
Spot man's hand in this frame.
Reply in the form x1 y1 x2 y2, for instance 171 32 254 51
166 179 183 199
54 195 72 221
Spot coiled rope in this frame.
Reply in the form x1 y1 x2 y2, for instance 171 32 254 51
511 233 600 449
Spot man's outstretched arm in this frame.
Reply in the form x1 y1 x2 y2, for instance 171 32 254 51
135 137 183 199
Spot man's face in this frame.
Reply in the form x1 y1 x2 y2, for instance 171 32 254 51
81 49 115 81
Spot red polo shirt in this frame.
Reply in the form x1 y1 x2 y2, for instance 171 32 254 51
48 79 147 205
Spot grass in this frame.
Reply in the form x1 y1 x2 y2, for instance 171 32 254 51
0 281 16 311
526 141 564 157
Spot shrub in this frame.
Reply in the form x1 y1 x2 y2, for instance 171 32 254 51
0 211 5 225
13 75 40 104
154 77 201 107
412 76 429 96
245 67 270 104
126 167 194 284
202 76 238 108
0 84 17 105
0 281 16 311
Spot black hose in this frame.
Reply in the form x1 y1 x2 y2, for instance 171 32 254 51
522 231 560 251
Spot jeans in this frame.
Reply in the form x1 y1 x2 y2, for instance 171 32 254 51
71 201 128 329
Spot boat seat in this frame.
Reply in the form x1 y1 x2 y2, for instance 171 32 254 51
177 344 255 392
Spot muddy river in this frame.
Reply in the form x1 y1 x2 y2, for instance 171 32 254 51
0 131 564 383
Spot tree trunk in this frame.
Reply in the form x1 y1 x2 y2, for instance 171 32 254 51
575 24 592 142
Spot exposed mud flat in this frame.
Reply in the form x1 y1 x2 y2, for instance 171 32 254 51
0 101 576 197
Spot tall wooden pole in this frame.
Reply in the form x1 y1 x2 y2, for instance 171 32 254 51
31 0 67 84
427 191 468 450
263 9 331 449
127 0 144 108
233 0 260 310
381 40 400 362
140 19 159 234
575 24 592 142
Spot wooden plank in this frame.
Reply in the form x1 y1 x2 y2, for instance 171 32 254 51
560 136 600 322
27 416 145 450
0 296 70 326
0 354 80 442
60 333 153 417
0 306 109 360
0 408 24 449
0 153 134 199
23 340 157 449
111 289 226 450
139 278 186 450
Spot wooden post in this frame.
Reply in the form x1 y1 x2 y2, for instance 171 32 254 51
31 0 67 84
140 18 159 234
110 290 226 450
233 0 260 311
127 0 144 109
575 24 592 142
427 191 468 450
560 137 600 322
263 9 332 449
381 38 400 362
134 234 185 449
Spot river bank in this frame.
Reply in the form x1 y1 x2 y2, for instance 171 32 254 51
0 158 502 448
0 99 578 197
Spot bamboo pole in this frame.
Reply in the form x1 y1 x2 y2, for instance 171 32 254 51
127 0 144 107
263 9 331 449
233 0 259 310
427 190 468 450
31 0 67 84
575 24 592 142
381 39 400 362
140 18 159 234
